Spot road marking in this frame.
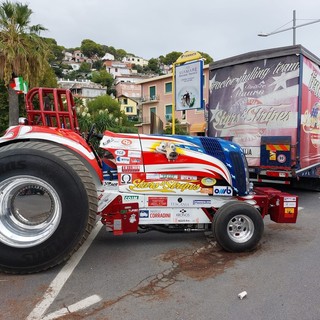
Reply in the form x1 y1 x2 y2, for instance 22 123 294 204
41 294 102 320
26 223 103 320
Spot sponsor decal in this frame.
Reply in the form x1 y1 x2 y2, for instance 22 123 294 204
160 174 179 179
115 149 126 156
121 139 132 146
146 173 160 180
176 209 191 218
121 165 142 173
172 209 201 223
193 199 212 205
169 201 190 207
180 175 197 180
121 174 132 184
102 137 114 146
148 197 168 206
128 150 141 157
213 186 233 196
284 201 297 208
129 179 200 193
129 214 137 223
139 210 149 218
150 212 171 218
200 187 213 194
116 156 130 164
284 197 296 202
131 158 141 163
123 195 139 202
201 177 216 186
103 180 118 187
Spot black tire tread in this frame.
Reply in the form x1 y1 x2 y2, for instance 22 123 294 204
0 141 98 273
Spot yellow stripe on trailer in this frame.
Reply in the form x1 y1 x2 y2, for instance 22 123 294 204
266 144 290 151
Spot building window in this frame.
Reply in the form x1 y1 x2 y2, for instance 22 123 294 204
165 105 172 121
126 106 133 113
149 86 156 100
165 82 172 93
123 98 128 104
181 110 186 120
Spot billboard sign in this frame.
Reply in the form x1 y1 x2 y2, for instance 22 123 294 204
175 60 203 111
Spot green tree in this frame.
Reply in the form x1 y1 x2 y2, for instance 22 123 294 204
164 118 188 135
79 61 91 73
77 94 136 135
0 0 50 126
87 94 121 116
104 46 127 61
160 51 182 65
132 64 143 73
39 64 58 88
199 52 213 65
147 58 161 74
105 46 116 58
115 48 127 61
80 39 104 58
92 60 104 70
91 70 113 88
44 37 65 64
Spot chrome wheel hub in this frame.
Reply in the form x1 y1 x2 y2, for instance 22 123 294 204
0 176 62 248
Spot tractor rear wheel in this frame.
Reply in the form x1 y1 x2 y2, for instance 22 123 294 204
0 141 97 274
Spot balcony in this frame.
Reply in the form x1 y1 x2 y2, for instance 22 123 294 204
141 95 160 104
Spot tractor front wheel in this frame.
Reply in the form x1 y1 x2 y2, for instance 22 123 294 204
212 201 264 252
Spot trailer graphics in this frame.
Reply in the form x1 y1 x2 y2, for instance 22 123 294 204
209 45 320 189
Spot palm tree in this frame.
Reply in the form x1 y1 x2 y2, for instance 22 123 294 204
0 1 50 126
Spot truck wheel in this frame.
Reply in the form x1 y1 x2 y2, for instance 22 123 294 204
212 201 264 252
0 141 97 274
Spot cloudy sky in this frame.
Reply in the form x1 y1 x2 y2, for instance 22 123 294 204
25 0 320 61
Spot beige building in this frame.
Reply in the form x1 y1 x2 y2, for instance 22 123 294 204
122 55 148 67
136 65 209 135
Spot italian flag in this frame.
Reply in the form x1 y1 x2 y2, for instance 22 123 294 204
10 77 28 94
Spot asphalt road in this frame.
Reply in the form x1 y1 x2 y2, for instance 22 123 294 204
1 187 319 320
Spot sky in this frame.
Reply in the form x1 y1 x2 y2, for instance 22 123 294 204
24 0 320 62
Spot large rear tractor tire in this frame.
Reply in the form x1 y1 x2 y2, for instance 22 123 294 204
212 201 264 252
0 141 98 274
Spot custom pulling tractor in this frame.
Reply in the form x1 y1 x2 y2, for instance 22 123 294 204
0 88 298 274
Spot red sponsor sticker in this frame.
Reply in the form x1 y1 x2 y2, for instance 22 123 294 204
148 197 168 207
121 139 132 146
121 165 141 172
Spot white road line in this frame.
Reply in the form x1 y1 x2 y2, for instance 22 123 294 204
41 294 102 320
26 223 103 320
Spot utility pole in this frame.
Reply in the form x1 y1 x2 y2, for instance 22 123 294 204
258 10 320 45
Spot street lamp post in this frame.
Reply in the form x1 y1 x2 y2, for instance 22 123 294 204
258 10 320 45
